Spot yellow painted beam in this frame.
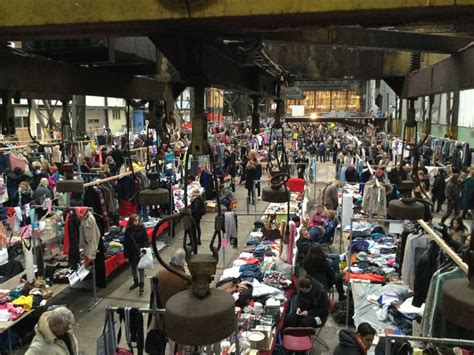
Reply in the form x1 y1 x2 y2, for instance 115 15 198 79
0 0 473 30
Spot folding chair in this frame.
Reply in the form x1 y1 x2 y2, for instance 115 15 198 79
282 327 315 354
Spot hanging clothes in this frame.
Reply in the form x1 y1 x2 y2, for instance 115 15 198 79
421 266 474 339
401 231 430 289
362 183 387 217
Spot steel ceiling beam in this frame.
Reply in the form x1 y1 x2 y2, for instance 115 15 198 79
259 28 474 53
401 44 474 98
0 50 171 100
150 36 282 97
264 43 447 80
1 1 474 39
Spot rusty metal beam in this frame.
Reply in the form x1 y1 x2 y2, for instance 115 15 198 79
259 28 474 53
401 44 474 98
265 43 447 80
151 36 281 97
0 50 170 100
1 1 474 39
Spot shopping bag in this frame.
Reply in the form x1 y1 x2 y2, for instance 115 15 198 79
137 247 153 269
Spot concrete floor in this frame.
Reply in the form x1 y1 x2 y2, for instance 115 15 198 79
14 162 345 354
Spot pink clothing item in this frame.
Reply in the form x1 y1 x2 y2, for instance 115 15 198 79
8 154 28 172
311 213 326 227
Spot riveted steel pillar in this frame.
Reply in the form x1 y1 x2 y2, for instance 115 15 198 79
191 84 209 156
250 95 261 134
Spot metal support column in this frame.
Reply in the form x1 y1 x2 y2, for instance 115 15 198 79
191 85 209 156
72 95 86 139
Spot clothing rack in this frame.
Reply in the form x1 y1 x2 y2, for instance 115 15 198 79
417 219 468 273
30 204 103 309
105 306 241 355
384 333 474 353
83 163 154 188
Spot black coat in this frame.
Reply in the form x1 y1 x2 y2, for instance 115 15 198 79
333 330 365 355
245 166 257 190
295 277 329 323
303 257 336 290
190 196 205 222
123 225 149 263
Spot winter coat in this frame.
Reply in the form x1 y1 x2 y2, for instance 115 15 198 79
460 177 474 210
151 266 189 330
323 183 338 210
79 211 101 260
123 225 149 263
431 174 446 197
25 311 78 355
303 257 335 289
294 277 329 323
345 167 359 183
445 180 461 202
12 188 33 207
190 195 206 221
244 165 257 190
296 238 314 264
333 329 366 355
33 186 53 205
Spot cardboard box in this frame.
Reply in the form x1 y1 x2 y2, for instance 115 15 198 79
206 201 216 213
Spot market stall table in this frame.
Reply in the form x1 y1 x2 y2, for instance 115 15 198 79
0 273 70 353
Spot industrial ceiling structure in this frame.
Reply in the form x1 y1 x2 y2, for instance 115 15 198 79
0 0 473 122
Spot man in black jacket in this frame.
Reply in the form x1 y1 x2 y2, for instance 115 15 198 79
333 322 376 355
284 276 329 328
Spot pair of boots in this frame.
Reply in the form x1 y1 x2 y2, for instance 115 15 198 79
130 280 144 294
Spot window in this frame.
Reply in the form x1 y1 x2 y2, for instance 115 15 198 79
112 109 121 120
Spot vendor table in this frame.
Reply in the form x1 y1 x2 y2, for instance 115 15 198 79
0 273 70 353
259 285 295 355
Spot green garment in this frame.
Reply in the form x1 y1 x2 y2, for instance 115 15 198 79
460 176 474 210
422 266 474 339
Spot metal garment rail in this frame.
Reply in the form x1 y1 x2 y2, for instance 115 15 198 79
30 204 103 310
105 306 241 355
345 216 401 328
385 334 474 353
417 219 468 273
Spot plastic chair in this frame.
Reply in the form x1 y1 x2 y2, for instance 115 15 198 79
282 327 315 354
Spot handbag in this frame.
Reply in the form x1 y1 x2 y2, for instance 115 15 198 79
145 277 167 355
137 247 153 269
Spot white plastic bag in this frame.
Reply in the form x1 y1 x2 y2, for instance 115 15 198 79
137 248 153 269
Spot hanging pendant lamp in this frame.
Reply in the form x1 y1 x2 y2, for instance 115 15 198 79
262 173 290 203
56 163 84 194
387 181 424 220
150 209 235 346
139 171 169 206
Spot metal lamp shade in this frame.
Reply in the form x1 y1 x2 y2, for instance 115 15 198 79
388 199 425 220
261 185 290 203
139 188 169 206
165 288 236 345
56 179 84 194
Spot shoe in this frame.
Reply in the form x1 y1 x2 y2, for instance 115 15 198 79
139 283 144 294
129 282 139 290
